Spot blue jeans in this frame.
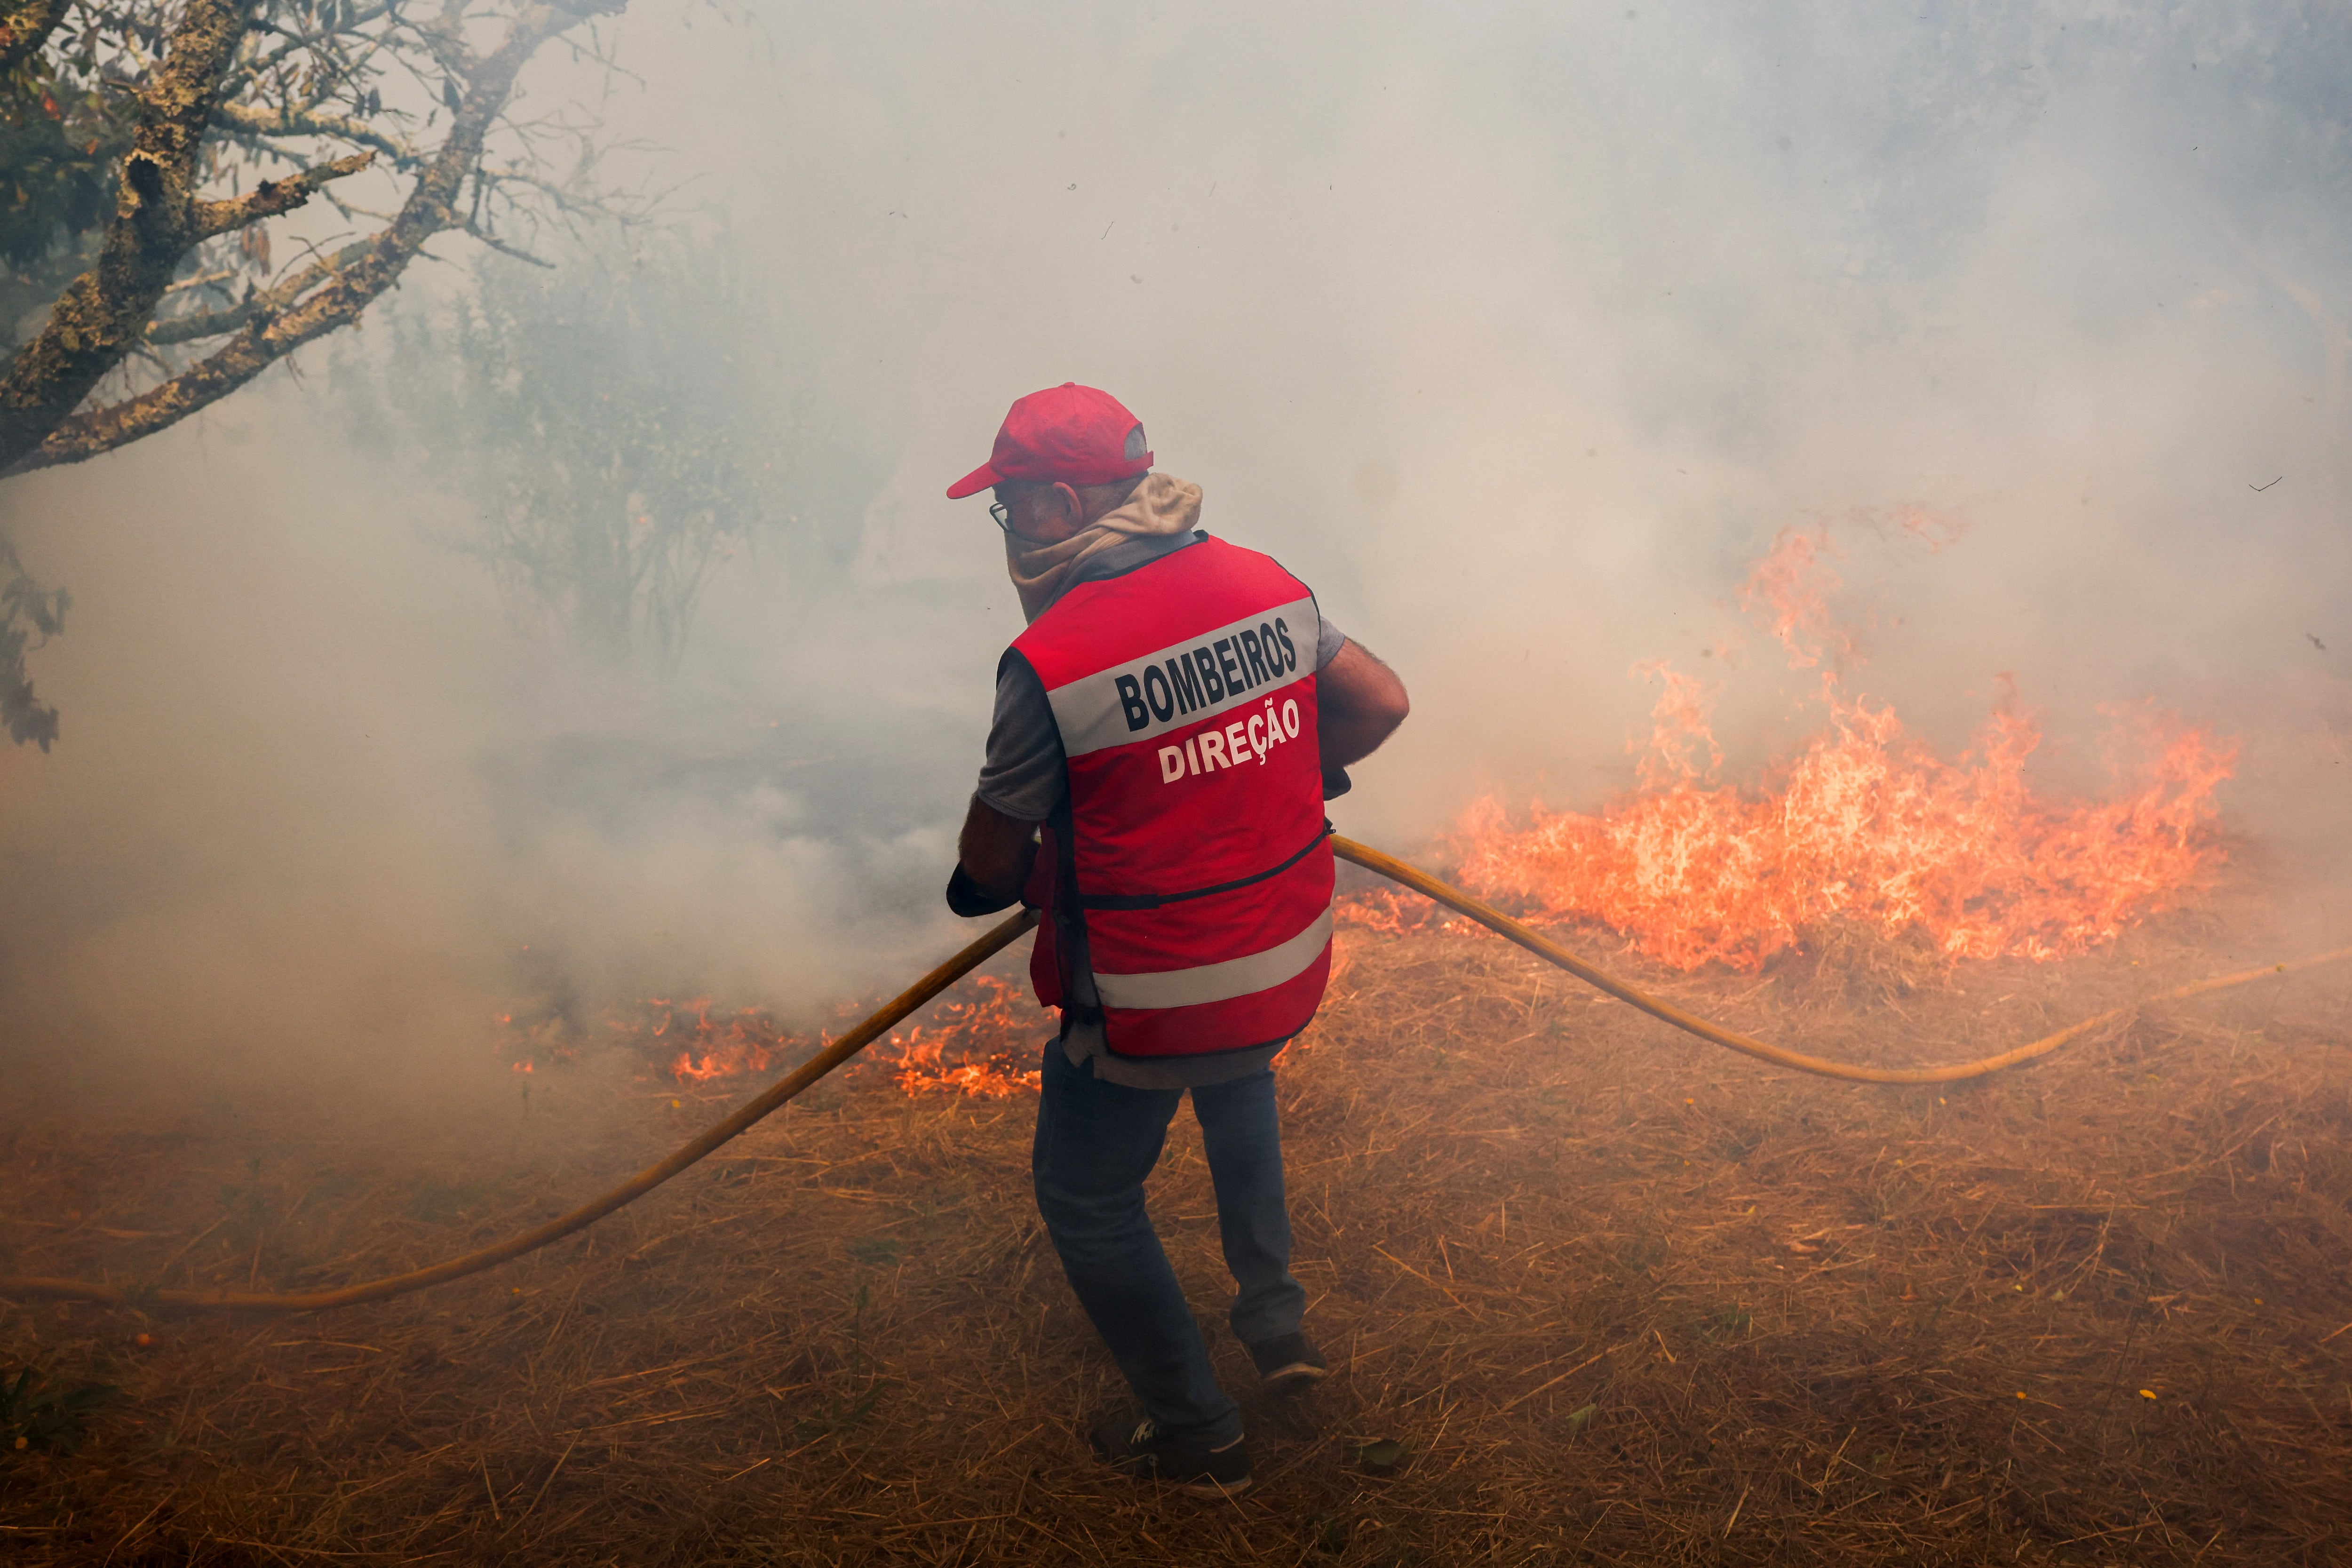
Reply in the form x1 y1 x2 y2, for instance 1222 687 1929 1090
1032 1038 1307 1440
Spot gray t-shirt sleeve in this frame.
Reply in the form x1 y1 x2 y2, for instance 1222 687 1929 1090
1315 613 1345 670
974 658 1067 822
974 614 1348 823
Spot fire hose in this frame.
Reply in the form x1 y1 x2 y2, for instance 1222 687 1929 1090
5 835 2346 1314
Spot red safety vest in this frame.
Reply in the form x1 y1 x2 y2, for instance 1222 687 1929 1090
1010 536 1334 1059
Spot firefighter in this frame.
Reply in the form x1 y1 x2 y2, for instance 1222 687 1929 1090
945 383 1409 1496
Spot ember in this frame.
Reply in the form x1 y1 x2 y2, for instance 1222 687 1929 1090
1446 524 2236 973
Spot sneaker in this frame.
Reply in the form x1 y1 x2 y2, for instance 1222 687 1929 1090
1247 1330 1329 1393
1088 1409 1252 1496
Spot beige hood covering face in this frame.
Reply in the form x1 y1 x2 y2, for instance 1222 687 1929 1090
1006 472 1202 622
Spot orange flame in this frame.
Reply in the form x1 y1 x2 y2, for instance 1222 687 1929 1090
517 972 1047 1097
1740 525 1853 671
889 1027 1041 1098
607 996 801 1084
1440 523 2236 973
888 976 1041 1097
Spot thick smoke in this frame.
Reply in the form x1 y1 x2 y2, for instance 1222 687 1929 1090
2 1 2346 1094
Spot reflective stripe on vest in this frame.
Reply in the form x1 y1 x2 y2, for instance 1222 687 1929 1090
1093 906 1333 1010
1010 536 1334 1059
1043 594 1317 761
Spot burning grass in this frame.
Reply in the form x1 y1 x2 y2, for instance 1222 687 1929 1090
506 974 1041 1098
5 866 2352 1565
1454 526 2237 974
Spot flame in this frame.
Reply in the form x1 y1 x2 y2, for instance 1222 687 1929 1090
513 972 1047 1097
888 975 1041 1097
890 1027 1041 1098
494 1005 583 1077
600 996 800 1084
1335 887 1490 942
1438 524 2236 973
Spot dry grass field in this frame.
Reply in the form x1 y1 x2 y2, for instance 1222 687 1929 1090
6 869 2352 1566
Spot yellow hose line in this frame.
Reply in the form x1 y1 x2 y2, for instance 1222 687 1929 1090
5 840 2345 1315
1332 836 2352 1084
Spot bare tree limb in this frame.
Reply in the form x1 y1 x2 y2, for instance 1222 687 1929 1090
193 149 374 239
162 268 238 298
0 0 258 469
144 232 374 349
213 99 421 168
252 235 381 310
145 297 258 345
7 0 624 474
0 0 69 77
465 224 555 268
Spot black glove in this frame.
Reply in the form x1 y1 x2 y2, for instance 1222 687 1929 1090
1321 764 1353 801
946 863 1017 918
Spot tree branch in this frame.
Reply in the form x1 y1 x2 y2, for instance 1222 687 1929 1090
145 297 257 345
212 99 421 169
216 0 397 102
0 0 70 76
145 231 374 347
193 150 374 238
254 235 381 310
163 268 238 298
0 0 258 470
465 223 555 268
7 0 626 474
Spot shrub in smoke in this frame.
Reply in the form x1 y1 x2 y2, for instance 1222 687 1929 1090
360 235 799 665
0 533 67 750
0 526 67 748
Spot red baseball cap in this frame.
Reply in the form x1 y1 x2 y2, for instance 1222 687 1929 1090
945 382 1153 499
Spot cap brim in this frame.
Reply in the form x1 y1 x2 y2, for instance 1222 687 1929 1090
945 461 1002 500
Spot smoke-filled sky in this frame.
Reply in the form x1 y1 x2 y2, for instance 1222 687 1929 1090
2 0 2346 1091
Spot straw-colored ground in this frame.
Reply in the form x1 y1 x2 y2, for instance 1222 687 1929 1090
5 872 2352 1566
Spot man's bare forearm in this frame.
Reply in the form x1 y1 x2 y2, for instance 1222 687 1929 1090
1318 638 1410 772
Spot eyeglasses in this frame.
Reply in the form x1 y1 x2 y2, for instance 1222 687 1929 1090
989 487 1046 535
990 486 1063 539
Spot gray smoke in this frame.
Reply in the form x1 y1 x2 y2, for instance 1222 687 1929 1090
3 0 2346 1093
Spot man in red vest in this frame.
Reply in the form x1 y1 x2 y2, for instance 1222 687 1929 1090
945 383 1410 1496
